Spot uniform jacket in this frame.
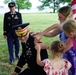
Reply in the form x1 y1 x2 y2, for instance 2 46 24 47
15 34 48 75
3 11 22 35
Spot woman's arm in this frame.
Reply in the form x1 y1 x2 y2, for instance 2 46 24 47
40 24 59 38
43 28 60 37
35 24 59 42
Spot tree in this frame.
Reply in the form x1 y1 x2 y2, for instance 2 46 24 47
4 0 32 12
37 0 71 13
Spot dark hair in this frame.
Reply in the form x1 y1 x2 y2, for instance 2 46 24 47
50 40 65 53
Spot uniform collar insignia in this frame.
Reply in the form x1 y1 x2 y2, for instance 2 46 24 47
10 11 16 14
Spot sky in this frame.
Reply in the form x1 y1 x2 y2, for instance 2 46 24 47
30 0 42 8
0 0 44 13
0 0 42 8
0 0 67 13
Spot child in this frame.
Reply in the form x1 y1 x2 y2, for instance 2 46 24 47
62 20 76 75
62 20 76 49
35 40 72 75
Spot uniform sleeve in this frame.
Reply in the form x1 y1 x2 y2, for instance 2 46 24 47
14 52 27 73
3 13 7 35
42 59 51 74
41 49 48 60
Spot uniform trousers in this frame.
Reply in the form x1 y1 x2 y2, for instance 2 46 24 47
7 33 20 62
18 68 46 75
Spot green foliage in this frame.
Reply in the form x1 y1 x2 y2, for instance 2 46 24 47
16 0 32 9
4 0 32 10
59 0 71 3
59 0 72 5
38 0 71 13
0 13 59 75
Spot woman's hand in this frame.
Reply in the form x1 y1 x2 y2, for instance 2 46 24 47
30 31 40 36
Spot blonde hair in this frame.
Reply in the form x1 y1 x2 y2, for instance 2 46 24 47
50 40 65 53
62 20 76 33
58 6 73 21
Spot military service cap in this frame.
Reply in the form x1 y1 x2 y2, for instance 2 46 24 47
12 23 30 37
8 2 16 8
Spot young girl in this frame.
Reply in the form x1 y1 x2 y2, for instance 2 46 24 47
35 40 72 75
62 20 76 75
62 20 76 49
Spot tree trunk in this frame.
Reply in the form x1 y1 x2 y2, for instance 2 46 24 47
53 0 55 13
18 5 19 12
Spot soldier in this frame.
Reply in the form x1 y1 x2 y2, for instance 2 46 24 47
11 23 48 75
3 2 22 64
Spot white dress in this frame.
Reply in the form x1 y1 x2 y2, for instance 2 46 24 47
42 59 72 75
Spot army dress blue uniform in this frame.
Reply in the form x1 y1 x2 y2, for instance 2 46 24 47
14 34 48 75
3 11 22 63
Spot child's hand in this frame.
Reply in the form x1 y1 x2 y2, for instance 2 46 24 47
35 43 41 51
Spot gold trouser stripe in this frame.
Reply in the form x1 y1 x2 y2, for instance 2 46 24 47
16 66 22 70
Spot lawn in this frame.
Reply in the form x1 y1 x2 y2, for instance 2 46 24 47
0 13 59 75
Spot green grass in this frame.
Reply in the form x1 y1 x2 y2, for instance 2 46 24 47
0 13 59 75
